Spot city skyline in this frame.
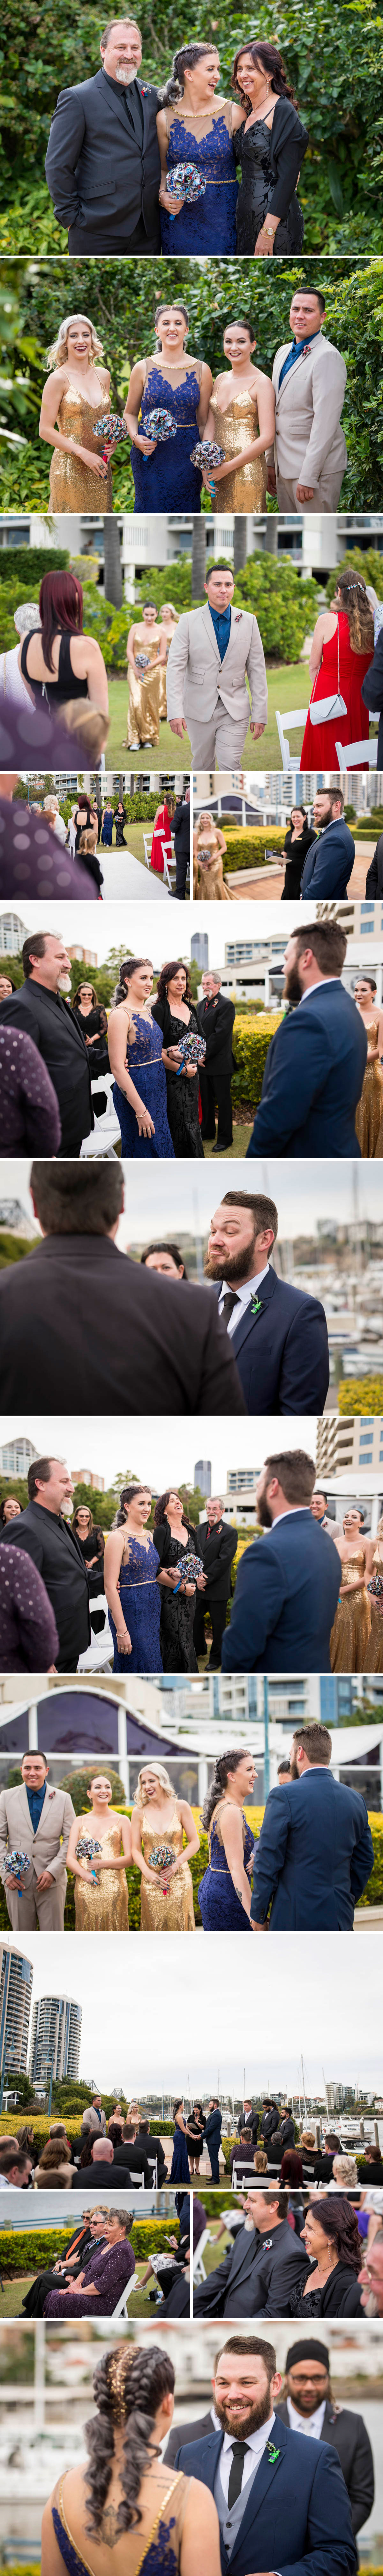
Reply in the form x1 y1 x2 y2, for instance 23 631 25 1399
1 1932 379 2094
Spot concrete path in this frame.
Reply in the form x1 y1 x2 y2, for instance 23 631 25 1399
100 849 171 899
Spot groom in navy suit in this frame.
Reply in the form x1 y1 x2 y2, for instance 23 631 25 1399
174 2333 357 2576
250 1717 374 1928
221 1448 341 1673
205 1191 329 1412
246 916 367 1159
300 786 355 897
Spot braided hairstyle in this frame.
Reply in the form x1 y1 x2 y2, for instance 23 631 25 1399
83 2343 175 2535
160 42 218 104
332 567 374 657
202 1747 251 1830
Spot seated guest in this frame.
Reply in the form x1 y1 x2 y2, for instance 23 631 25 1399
281 2150 304 2186
329 2156 358 2190
43 2209 135 2314
113 2121 155 2190
34 2135 74 2187
0 2145 33 2188
0 1537 59 1676
363 2143 383 2187
137 2117 168 2182
193 2189 308 2317
174 2331 357 2575
288 2196 363 2315
22 2212 107 2315
0 1023 62 1157
0 1161 244 1417
71 2138 132 2192
276 2337 374 2540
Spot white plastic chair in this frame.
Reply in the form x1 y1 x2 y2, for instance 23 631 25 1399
112 2272 139 2317
146 2156 158 2188
231 2159 258 2194
334 734 378 771
275 706 309 769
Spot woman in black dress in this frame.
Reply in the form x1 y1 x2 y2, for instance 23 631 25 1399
281 807 317 901
185 2102 205 2175
288 2196 363 2317
114 800 127 846
154 1489 200 1671
152 959 204 1158
231 40 308 255
71 1504 105 1634
72 981 109 1112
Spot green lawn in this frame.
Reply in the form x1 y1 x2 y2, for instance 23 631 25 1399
107 664 310 771
202 1123 252 1158
202 2226 233 2273
104 821 147 861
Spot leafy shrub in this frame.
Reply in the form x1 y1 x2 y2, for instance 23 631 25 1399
232 1012 283 1113
339 1379 383 1414
0 2220 179 2275
0 546 69 584
223 827 287 874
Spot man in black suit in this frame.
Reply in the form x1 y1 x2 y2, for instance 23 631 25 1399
136 2117 168 2182
361 624 383 770
205 1190 329 1413
193 1496 237 1669
237 2102 260 2145
113 2122 155 2188
259 2101 280 2148
45 17 161 255
0 931 92 1156
203 2100 222 2185
197 970 236 1152
0 1457 90 1673
173 792 190 901
0 1163 245 1417
72 2140 133 2189
277 2339 374 2541
365 826 383 897
193 2189 308 2316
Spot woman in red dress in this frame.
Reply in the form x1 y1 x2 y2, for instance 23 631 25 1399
150 791 176 875
300 568 374 773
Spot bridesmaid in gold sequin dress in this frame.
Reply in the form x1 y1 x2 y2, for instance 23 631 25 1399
354 977 383 1156
66 1772 131 1931
330 1510 371 1673
158 604 180 721
131 1761 199 1931
40 314 113 512
365 1517 383 1672
201 319 275 513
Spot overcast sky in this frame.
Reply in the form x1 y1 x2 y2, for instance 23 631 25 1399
1 899 382 974
13 1932 380 2095
4 1160 383 1247
0 1415 319 1489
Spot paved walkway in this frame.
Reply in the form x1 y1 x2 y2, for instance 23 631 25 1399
225 838 377 904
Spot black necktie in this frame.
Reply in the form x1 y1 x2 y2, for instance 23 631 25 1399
220 1288 240 1327
227 2441 250 2509
124 79 144 142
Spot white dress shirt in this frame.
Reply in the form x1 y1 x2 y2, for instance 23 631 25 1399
298 976 341 1006
219 2409 276 2502
218 1264 270 1338
287 2396 327 2440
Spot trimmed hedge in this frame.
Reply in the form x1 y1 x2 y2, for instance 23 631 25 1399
232 1014 283 1113
339 1379 383 1414
0 2219 179 2275
224 827 287 875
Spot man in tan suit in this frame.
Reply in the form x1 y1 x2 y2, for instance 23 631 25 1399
267 285 347 515
167 563 267 768
0 1750 74 1930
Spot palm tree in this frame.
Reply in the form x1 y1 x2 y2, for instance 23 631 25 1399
103 515 123 608
192 518 206 599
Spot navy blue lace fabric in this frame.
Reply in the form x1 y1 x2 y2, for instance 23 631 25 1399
108 1534 163 1675
112 1011 175 1160
132 364 202 513
199 1812 255 1929
160 111 238 252
52 2505 180 2572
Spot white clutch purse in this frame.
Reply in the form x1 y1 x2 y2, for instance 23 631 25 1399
309 617 347 725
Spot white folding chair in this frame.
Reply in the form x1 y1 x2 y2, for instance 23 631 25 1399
334 734 378 771
275 706 309 769
231 2159 257 2194
143 834 152 867
80 1073 120 1157
192 2226 213 2281
146 2156 158 2188
112 2273 138 2317
161 839 177 893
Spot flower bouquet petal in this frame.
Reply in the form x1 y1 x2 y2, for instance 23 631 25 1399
175 1031 206 1077
150 1843 176 1869
190 436 226 497
135 652 151 672
143 408 177 442
76 1836 103 1882
4 1846 30 1894
167 161 206 203
173 1550 203 1594
94 412 130 469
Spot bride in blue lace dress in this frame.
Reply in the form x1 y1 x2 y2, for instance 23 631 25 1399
42 2341 221 2576
198 1748 256 1930
125 303 212 517
107 956 175 1161
157 44 238 254
103 1485 162 1674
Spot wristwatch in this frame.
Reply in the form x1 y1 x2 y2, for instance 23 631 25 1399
263 220 275 235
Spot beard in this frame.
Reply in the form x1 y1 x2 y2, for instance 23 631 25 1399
214 2388 273 2439
256 1492 273 1530
205 1241 256 1284
115 60 136 80
361 2289 379 2316
283 965 304 1004
289 1749 299 1778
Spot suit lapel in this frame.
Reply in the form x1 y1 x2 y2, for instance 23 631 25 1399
276 334 324 400
230 1268 277 1358
99 65 139 143
233 2434 283 2563
202 602 220 664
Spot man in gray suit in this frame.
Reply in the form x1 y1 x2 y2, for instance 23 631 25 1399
167 563 267 769
267 284 347 514
0 1752 75 1931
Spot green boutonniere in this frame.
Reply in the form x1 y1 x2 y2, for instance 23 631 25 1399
266 2441 281 2464
250 1295 263 1319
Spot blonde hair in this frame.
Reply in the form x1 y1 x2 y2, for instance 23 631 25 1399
332 2155 357 2186
161 602 179 622
134 1762 174 1806
43 794 59 813
61 704 110 759
46 314 105 371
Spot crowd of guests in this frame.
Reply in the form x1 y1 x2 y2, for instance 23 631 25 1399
191 2188 383 2321
0 946 237 1162
6 2187 192 2321
1 2094 382 2203
45 33 310 260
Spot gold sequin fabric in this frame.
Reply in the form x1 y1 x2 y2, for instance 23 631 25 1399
355 1023 383 1156
49 388 113 513
74 1824 130 1930
126 641 162 748
365 1548 383 1671
330 1553 371 1672
140 1818 195 1931
210 392 266 514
